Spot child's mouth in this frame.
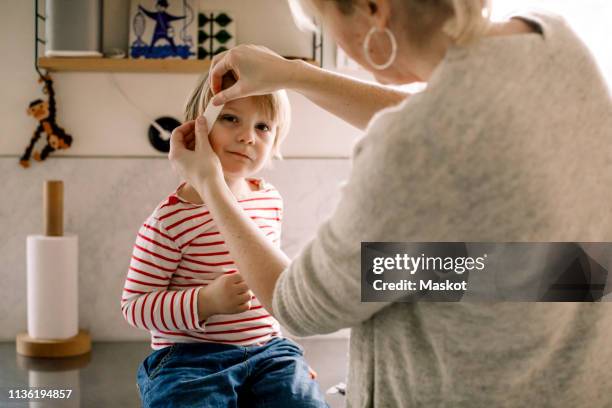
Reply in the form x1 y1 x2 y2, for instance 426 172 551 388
227 151 252 161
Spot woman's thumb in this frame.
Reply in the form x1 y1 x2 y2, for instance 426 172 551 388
169 120 195 157
169 126 185 157
195 116 209 144
211 83 242 106
195 115 208 149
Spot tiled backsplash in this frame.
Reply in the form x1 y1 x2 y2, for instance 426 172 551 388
0 157 351 341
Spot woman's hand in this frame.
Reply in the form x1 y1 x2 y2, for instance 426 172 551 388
208 44 301 105
168 116 222 189
197 273 254 320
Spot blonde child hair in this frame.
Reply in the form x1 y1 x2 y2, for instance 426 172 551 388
184 73 291 160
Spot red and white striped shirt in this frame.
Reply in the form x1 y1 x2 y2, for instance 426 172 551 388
120 178 283 350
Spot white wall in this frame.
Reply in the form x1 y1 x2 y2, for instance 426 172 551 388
0 0 356 341
0 157 353 341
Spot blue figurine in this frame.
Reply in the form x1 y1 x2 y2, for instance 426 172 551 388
132 0 193 59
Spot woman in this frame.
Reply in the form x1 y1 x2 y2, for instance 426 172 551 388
168 0 612 406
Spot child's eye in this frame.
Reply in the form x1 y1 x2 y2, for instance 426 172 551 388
256 123 271 132
221 114 238 123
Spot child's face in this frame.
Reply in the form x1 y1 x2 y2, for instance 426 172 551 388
208 96 277 178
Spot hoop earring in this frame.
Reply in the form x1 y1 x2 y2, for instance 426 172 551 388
363 26 397 70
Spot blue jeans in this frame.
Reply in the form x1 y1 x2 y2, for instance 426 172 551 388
136 338 329 407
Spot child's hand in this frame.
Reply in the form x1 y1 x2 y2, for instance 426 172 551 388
197 273 253 320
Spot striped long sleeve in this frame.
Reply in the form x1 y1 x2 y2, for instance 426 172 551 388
121 178 283 349
120 214 204 334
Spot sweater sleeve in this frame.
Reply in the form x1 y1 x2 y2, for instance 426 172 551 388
271 107 416 336
120 213 205 332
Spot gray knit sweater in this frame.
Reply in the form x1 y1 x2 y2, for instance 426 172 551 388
273 11 612 408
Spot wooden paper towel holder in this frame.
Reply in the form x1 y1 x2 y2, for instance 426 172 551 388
16 330 92 358
16 180 92 358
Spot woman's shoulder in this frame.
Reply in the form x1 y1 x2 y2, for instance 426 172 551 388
358 88 432 153
509 9 572 37
409 9 594 124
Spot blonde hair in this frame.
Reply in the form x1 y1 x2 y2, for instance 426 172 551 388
184 73 291 160
289 0 492 46
442 0 492 46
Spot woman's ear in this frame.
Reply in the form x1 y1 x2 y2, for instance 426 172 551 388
370 0 391 29
368 1 377 15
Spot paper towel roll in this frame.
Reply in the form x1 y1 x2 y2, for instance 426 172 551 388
27 234 78 340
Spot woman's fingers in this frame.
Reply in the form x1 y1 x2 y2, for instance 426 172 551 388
186 134 195 151
194 117 212 152
208 46 255 105
209 50 231 95
208 45 291 106
173 120 195 136
167 117 222 186
212 81 244 107
168 120 194 157
209 53 240 106
184 128 196 150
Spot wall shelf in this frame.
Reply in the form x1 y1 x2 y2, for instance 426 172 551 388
38 57 316 73
38 57 210 73
34 0 322 74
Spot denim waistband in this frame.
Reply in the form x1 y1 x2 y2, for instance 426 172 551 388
169 336 285 352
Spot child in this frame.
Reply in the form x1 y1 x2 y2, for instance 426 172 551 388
121 73 328 407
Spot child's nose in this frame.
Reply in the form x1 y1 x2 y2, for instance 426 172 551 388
237 129 255 144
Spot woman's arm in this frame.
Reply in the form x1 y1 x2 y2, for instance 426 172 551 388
192 115 397 335
168 117 289 314
290 60 409 130
167 106 395 335
198 173 289 314
209 45 409 131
